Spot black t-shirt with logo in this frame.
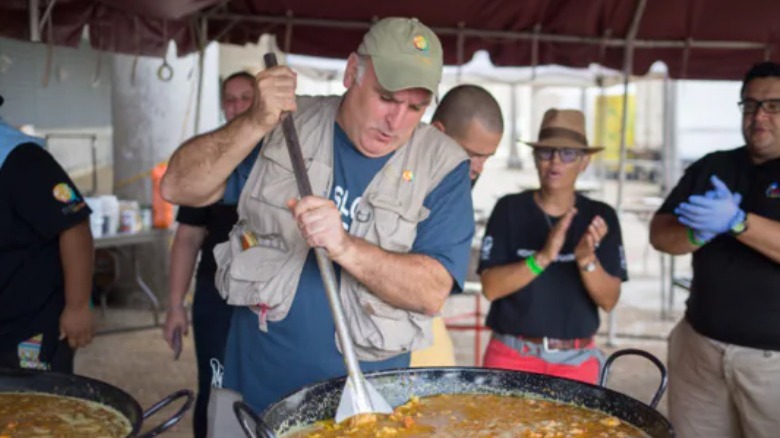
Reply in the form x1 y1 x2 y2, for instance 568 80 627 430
175 204 238 281
658 147 780 350
478 191 628 339
0 143 91 355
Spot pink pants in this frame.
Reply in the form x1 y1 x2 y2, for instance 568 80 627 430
483 337 601 384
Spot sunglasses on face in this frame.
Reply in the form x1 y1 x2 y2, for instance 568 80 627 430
738 98 780 115
533 148 584 163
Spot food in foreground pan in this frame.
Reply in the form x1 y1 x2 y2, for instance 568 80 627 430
284 393 648 437
0 392 132 437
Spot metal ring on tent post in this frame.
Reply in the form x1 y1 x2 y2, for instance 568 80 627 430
158 58 174 82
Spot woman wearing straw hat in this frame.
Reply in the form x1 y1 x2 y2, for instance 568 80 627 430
477 108 627 383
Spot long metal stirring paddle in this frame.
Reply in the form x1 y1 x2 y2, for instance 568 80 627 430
262 53 393 424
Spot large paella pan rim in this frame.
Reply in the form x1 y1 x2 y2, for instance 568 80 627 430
0 367 193 438
252 349 673 438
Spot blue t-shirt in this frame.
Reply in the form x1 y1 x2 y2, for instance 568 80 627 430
223 143 262 205
223 123 474 412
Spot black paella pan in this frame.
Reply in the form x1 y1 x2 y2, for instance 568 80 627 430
235 348 674 438
0 367 193 437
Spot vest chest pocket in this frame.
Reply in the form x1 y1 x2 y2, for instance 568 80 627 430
214 226 296 316
250 162 300 209
367 193 430 253
250 158 332 209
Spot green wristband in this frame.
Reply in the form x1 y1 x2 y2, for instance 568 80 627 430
687 228 705 246
526 255 545 275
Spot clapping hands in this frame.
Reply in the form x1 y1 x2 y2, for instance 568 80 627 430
574 215 608 263
538 209 577 265
674 175 745 241
537 210 608 266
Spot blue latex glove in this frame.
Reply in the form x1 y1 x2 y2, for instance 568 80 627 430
689 190 718 243
674 175 744 235
673 188 720 243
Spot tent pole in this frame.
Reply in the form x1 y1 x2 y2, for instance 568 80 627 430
507 83 522 169
194 17 208 135
596 75 607 185
608 0 647 348
662 69 680 319
456 22 465 84
29 0 40 42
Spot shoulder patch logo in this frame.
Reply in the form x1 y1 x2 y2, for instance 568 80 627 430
480 236 493 261
766 182 780 198
53 183 77 203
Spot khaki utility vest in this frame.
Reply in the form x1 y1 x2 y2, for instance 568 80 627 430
214 95 468 361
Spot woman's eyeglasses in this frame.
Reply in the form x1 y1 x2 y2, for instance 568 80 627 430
533 148 584 163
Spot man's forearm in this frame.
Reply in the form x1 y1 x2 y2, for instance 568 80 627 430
162 114 268 207
650 213 701 255
168 226 207 308
59 221 94 309
737 213 780 264
332 237 452 315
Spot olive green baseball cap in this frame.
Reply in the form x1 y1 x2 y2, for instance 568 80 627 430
357 17 443 95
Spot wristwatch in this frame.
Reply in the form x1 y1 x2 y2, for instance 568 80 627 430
580 260 597 273
729 210 748 236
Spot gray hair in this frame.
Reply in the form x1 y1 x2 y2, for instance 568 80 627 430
355 55 368 85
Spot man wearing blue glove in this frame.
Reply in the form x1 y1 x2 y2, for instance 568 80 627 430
674 175 744 242
650 61 780 438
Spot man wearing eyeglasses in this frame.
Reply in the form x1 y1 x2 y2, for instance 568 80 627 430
650 61 780 438
477 108 627 384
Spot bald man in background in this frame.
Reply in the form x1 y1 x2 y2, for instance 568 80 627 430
433 84 504 185
411 84 504 366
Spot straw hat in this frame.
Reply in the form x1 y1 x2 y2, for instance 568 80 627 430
525 109 604 153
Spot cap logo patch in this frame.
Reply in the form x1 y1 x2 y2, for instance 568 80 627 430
412 35 429 52
767 182 780 198
53 183 77 203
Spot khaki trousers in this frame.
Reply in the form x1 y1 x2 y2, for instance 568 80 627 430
668 318 780 438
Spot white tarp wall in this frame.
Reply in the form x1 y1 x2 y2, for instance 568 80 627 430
674 80 743 164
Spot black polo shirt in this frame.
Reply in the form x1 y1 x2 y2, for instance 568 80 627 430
478 191 628 339
658 146 780 350
0 143 91 355
176 203 238 281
